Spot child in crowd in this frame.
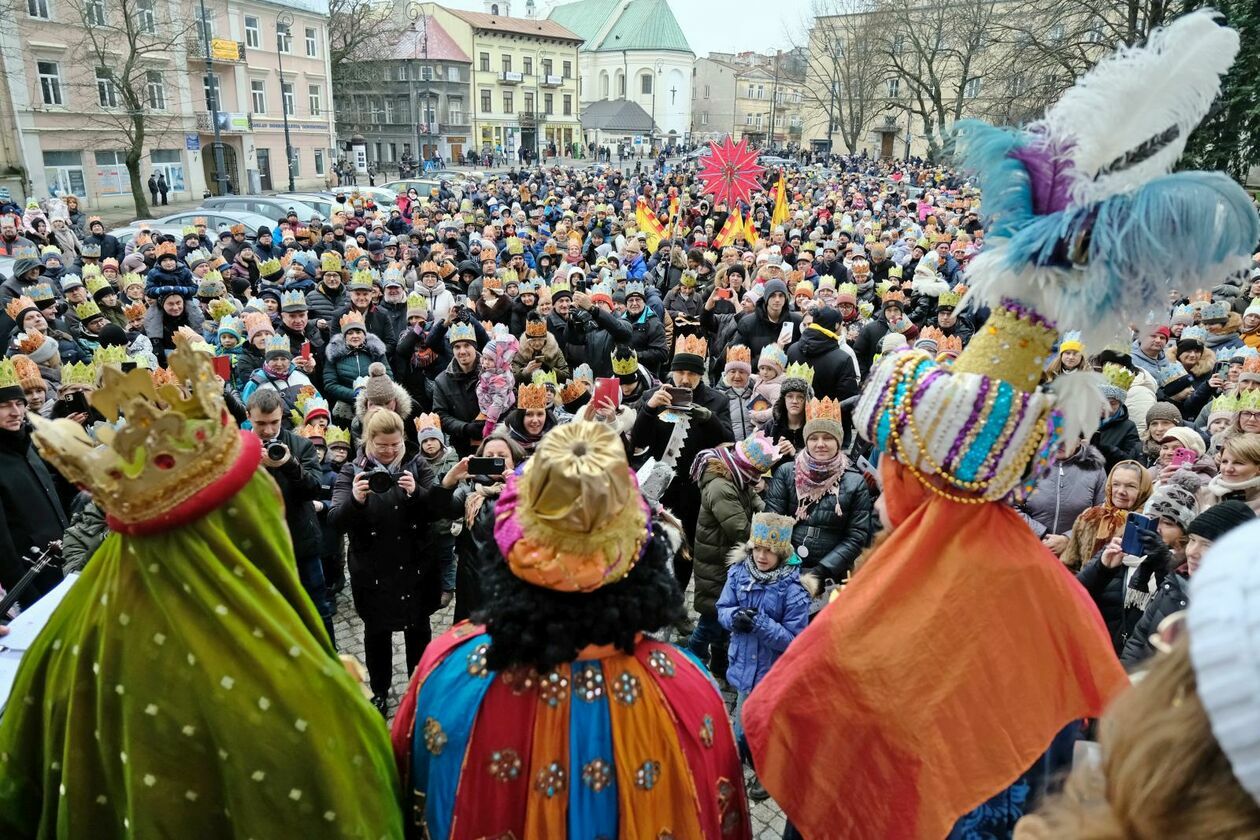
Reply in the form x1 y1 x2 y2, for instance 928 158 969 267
416 413 460 605
749 344 787 427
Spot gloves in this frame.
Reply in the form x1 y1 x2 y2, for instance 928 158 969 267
1132 527 1174 592
688 405 713 423
731 607 757 633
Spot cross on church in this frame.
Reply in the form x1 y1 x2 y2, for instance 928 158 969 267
669 85 678 104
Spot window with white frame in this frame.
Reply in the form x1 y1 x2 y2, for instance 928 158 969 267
308 84 321 116
964 77 981 98
244 15 260 48
86 0 105 26
640 73 652 94
314 149 325 176
277 23 292 53
146 71 166 110
250 79 266 113
306 27 317 56
447 65 458 82
887 78 900 97
27 0 49 19
203 73 220 111
282 82 294 116
448 98 464 123
96 68 118 108
43 150 85 197
94 150 128 194
137 0 156 33
151 149 185 192
37 61 62 106
700 112 709 125
196 5 215 41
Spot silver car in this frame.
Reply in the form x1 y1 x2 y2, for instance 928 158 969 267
200 195 324 223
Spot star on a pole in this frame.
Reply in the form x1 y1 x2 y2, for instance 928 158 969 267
697 135 765 209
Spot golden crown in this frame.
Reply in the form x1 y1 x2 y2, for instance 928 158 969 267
532 369 558 387
348 269 375 290
882 290 907 305
952 303 1059 394
324 425 351 447
154 242 178 259
484 274 504 292
414 412 441 432
258 257 282 277
82 263 102 278
937 284 968 309
806 396 843 423
93 344 131 369
1101 362 1136 391
30 342 242 529
517 382 549 410
611 346 638 376
675 335 708 357
121 271 143 288
0 358 18 392
207 299 235 321
407 292 428 314
297 424 326 441
11 355 42 389
560 379 588 403
5 296 36 320
339 310 366 332
525 316 548 338
783 362 815 385
321 251 343 272
61 361 96 390
506 236 524 255
419 260 441 277
85 274 112 296
74 301 102 321
726 345 752 366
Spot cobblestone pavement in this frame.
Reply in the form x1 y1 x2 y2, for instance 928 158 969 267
331 580 788 839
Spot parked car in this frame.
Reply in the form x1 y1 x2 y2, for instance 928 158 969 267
0 255 14 280
381 179 442 198
328 185 399 206
200 195 325 223
151 209 278 235
274 192 337 220
106 224 184 248
758 155 793 167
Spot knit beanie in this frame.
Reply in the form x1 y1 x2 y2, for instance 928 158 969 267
1146 401 1183 429
811 307 842 335
362 362 396 406
1188 518 1260 805
880 333 908 354
1100 382 1128 403
1159 426 1206 456
762 278 790 303
97 324 128 348
1188 500 1255 542
1143 482 1199 532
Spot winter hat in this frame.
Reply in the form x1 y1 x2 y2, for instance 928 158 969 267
1188 518 1260 806
1188 500 1255 542
762 278 790 303
218 315 243 342
811 307 843 335
1143 482 1199 532
1146 402 1183 429
1246 299 1260 319
97 324 128 349
362 362 396 406
1160 426 1206 456
803 397 844 442
670 335 707 375
880 333 908 354
243 311 274 342
758 344 787 376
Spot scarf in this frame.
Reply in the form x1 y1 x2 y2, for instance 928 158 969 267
464 481 504 527
690 444 761 490
792 448 848 521
807 323 841 341
1206 473 1260 508
743 554 794 584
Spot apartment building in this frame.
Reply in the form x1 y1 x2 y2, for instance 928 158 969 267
691 52 805 149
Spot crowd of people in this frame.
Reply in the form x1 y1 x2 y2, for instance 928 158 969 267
1 26 1260 829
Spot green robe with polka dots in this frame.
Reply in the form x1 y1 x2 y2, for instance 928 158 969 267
0 471 404 839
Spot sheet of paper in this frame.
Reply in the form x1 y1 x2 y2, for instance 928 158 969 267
3 573 79 652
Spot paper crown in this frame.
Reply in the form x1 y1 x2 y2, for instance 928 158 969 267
83 264 103 278
517 382 549 410
816 276 837 292
624 281 646 299
531 369 558 387
750 512 796 557
937 285 967 309
324 425 351 447
448 321 476 345
321 251 343 272
205 299 233 322
154 242 177 259
679 271 698 288
493 421 650 593
11 355 43 390
60 361 96 390
736 429 778 474
338 310 366 333
414 412 441 433
5 296 37 321
549 279 571 297
1101 362 1136 392
27 283 55 303
15 330 49 355
782 362 815 386
572 363 594 384
93 344 131 370
296 424 326 443
264 334 292 358
121 271 143 289
0 358 20 394
406 292 428 317
181 225 197 237
805 395 843 426
217 314 243 339
524 314 548 338
257 257 283 278
794 280 814 298
506 236 524 255
758 344 788 371
882 290 907 306
725 344 752 369
74 301 102 321
1200 300 1230 322
674 335 708 358
1180 325 1208 343
382 264 405 287
348 269 375 291
184 248 209 268
836 282 859 304
1171 303 1196 323
31 343 246 530
560 378 589 405
850 258 870 280
483 274 504 293
280 290 307 312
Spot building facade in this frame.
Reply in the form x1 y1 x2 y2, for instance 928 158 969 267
0 0 337 211
333 15 472 169
692 52 805 149
548 0 693 149
417 2 582 161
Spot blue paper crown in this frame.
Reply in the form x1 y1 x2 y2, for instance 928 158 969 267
448 322 476 346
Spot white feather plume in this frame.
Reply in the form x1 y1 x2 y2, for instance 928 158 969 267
1048 371 1108 448
1038 9 1238 205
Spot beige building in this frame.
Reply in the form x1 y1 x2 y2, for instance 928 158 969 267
0 0 337 211
691 52 805 149
415 3 582 161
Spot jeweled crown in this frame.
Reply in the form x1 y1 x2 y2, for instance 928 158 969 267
30 342 241 528
952 301 1058 394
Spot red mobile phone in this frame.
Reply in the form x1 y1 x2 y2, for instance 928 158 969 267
300 340 312 361
716 288 732 300
211 355 232 382
594 377 621 409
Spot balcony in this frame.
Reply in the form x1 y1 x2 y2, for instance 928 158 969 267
500 71 523 85
540 74 563 88
195 111 252 134
186 38 247 63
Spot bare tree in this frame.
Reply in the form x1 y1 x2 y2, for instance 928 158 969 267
872 0 1003 159
802 0 888 154
61 0 200 216
329 0 398 73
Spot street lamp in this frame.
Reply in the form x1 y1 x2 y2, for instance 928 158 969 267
197 0 227 195
406 2 431 168
649 60 662 154
276 12 296 192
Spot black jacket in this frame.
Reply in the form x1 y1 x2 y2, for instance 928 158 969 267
765 463 874 581
1077 553 1165 656
1094 406 1143 473
306 282 347 327
262 429 324 559
735 302 802 361
624 310 668 373
0 424 67 607
787 327 859 402
1120 573 1189 668
564 305 632 378
630 383 734 483
432 358 482 455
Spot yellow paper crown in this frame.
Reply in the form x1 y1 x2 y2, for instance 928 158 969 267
30 344 242 529
506 236 524 255
93 344 131 369
611 346 638 376
85 274 112 296
406 292 428 316
339 310 366 332
321 251 343 272
531 369 558 387
0 358 18 391
324 425 351 447
937 284 968 309
258 257 282 277
82 264 103 278
121 271 143 289
60 361 97 390
517 382 549 410
674 335 708 357
1101 362 1137 391
783 362 815 385
74 301 102 321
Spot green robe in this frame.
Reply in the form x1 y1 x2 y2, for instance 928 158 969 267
0 471 404 838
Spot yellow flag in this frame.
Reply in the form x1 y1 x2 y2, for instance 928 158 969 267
771 170 789 229
744 209 759 248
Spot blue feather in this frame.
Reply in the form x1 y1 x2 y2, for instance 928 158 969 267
953 120 1036 239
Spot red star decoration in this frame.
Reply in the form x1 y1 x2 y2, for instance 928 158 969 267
697 136 764 210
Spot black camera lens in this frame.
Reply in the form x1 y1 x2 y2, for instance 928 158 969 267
266 441 288 461
366 469 395 494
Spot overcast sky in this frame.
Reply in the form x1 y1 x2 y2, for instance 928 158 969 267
439 0 812 57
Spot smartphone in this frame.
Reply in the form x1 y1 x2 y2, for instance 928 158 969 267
716 288 732 300
594 377 622 409
664 386 693 408
61 391 90 415
468 456 506 476
300 341 311 361
778 321 795 344
1121 512 1156 555
1169 447 1198 468
1217 359 1233 375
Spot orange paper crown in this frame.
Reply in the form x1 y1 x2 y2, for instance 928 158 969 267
517 383 549 411
123 302 146 321
524 316 548 338
339 310 366 332
414 412 441 433
882 290 907 305
155 241 178 259
806 396 843 424
17 331 47 354
726 345 751 366
5 296 37 321
675 335 708 357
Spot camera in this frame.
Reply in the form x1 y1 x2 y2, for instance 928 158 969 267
364 466 397 494
264 439 289 461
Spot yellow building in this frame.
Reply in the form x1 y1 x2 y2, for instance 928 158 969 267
418 3 582 160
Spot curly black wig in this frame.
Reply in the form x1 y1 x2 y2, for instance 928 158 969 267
472 528 686 673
